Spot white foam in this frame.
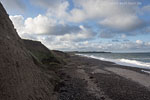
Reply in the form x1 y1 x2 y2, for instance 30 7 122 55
132 58 150 60
76 54 150 69
76 54 108 61
118 59 150 67
141 70 150 74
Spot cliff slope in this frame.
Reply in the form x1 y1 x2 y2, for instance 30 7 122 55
23 39 62 64
0 2 57 100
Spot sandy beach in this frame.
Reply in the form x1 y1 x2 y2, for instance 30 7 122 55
56 54 150 100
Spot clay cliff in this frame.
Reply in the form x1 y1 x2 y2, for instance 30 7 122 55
0 2 57 100
23 39 62 65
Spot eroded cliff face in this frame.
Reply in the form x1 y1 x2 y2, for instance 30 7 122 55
0 3 57 100
23 39 61 64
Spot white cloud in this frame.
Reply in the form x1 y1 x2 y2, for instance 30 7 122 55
10 15 24 34
141 5 150 12
46 1 69 19
121 34 127 39
68 9 86 23
70 0 144 32
44 40 150 52
43 0 145 32
22 33 149 52
100 15 144 32
136 40 143 45
99 31 116 38
55 26 94 42
0 0 25 12
24 15 56 34
10 14 95 42
30 0 63 9
146 42 150 46
10 14 57 35
31 0 70 24
28 0 147 34
8 0 150 51
35 0 144 31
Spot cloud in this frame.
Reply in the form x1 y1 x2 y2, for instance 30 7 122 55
70 0 145 31
100 15 145 32
30 0 63 9
44 0 146 33
22 33 149 52
141 5 150 13
10 15 95 42
10 15 24 34
112 40 120 42
46 1 70 23
44 40 150 52
9 15 150 51
24 15 56 34
99 31 116 39
54 25 95 42
136 40 143 45
8 0 150 51
29 0 148 36
0 0 25 12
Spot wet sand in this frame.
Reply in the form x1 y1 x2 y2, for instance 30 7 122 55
57 54 150 100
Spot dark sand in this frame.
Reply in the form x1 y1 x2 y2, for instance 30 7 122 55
57 54 150 100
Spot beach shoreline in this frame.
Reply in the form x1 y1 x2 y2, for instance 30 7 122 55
57 54 150 100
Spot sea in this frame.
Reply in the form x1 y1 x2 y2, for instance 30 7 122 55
76 52 150 70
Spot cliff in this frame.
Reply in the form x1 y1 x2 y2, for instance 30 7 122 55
23 39 61 64
0 2 57 100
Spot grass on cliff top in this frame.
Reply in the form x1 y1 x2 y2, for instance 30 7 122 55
29 50 67 68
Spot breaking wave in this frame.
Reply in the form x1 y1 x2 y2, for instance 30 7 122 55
76 54 150 69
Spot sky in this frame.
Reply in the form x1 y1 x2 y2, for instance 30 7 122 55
1 0 150 52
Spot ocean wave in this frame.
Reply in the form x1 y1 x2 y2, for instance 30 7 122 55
76 54 107 60
141 70 150 74
117 59 150 69
132 58 150 60
76 54 150 69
